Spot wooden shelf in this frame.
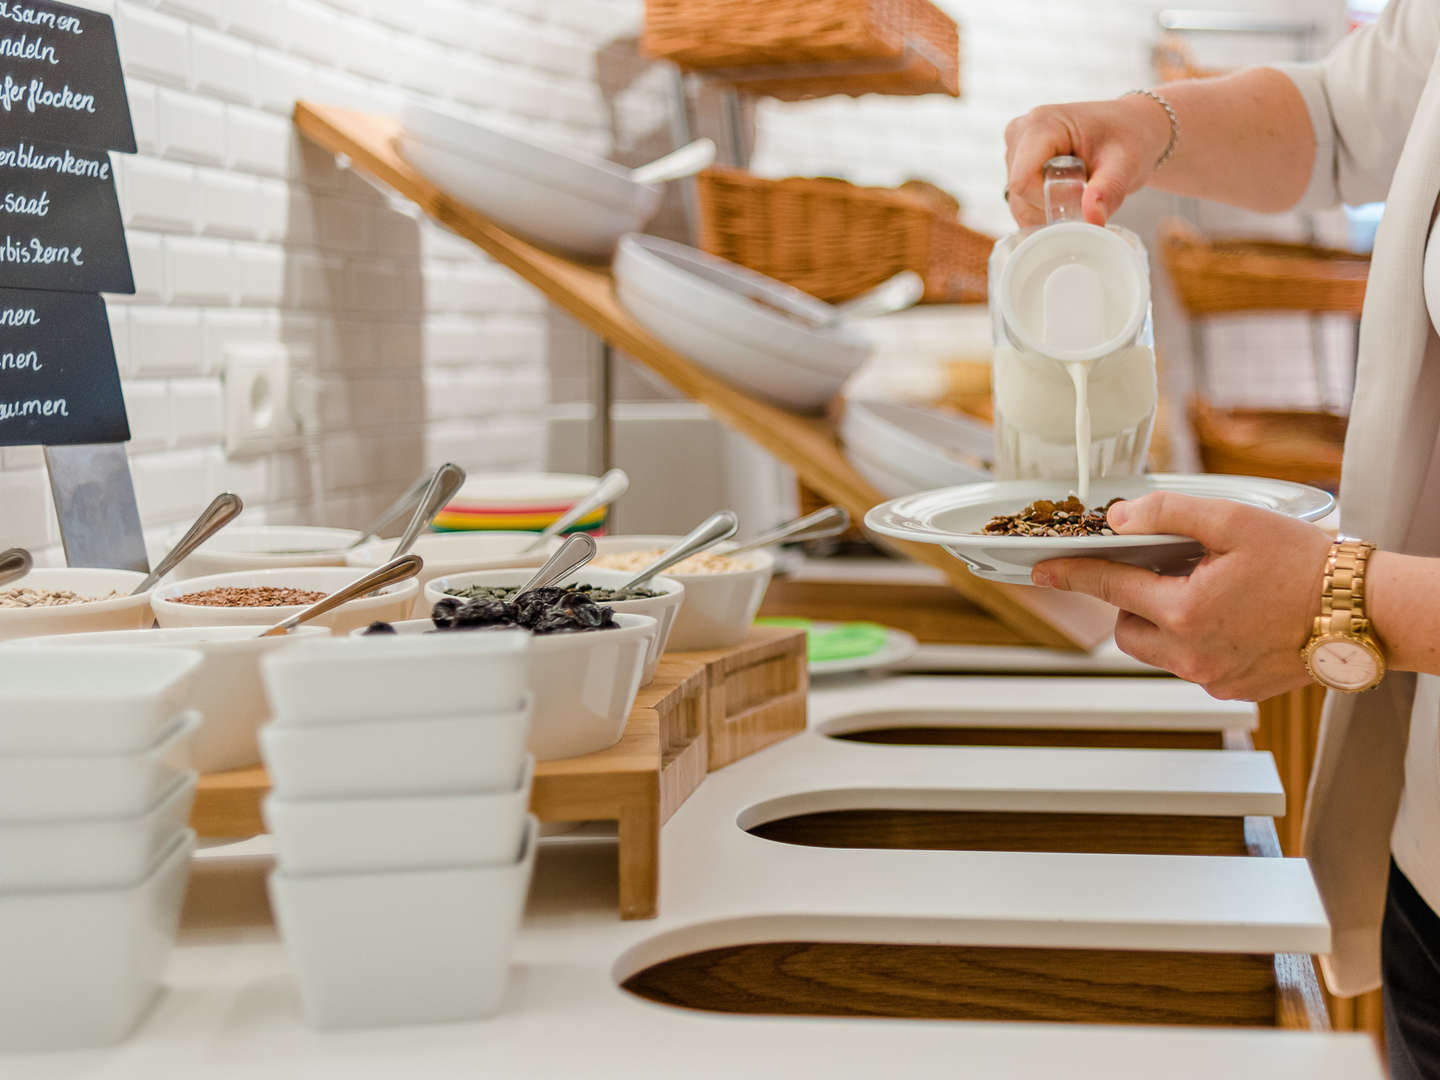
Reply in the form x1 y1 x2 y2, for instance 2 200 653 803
290 101 1113 653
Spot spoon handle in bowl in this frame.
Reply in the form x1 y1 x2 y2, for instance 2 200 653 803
0 547 33 588
389 463 466 560
349 472 432 549
515 533 597 595
726 506 850 556
131 493 244 595
619 510 738 592
259 554 424 637
522 469 629 553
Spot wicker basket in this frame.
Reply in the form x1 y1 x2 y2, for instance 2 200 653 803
1190 398 1346 491
1161 220 1369 317
697 167 993 304
644 0 960 99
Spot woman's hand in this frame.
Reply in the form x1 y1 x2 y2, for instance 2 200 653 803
1030 492 1332 700
1005 94 1173 227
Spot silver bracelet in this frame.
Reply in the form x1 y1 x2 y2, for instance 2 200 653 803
1124 88 1180 169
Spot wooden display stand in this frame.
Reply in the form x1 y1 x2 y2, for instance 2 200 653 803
290 102 1113 655
191 628 808 920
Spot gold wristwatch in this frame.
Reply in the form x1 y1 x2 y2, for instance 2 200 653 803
1301 539 1387 693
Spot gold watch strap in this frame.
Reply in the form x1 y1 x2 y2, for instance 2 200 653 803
1318 540 1376 636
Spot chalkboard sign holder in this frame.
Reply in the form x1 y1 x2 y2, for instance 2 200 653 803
44 443 147 572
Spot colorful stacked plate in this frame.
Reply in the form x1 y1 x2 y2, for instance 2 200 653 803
434 473 610 535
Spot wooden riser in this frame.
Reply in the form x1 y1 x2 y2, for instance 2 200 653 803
622 943 1326 1028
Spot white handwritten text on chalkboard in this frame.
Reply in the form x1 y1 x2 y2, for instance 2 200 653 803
0 74 95 114
0 33 58 63
2 190 48 215
0 397 68 422
0 350 41 370
0 141 109 178
0 234 81 264
0 3 83 33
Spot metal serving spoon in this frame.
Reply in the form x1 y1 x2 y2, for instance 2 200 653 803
389 463 467 560
726 506 851 556
0 547 32 588
630 138 716 185
513 533 598 596
258 554 423 638
618 510 739 593
131 493 244 595
521 469 629 554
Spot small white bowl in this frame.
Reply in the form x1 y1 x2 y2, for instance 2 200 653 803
426 568 684 686
260 698 532 800
366 615 655 760
0 828 194 1050
159 524 365 580
264 756 533 875
7 624 329 773
0 568 155 642
0 647 203 755
269 815 537 1030
0 713 198 821
152 567 417 637
591 536 774 651
347 532 555 618
0 774 195 891
261 628 529 727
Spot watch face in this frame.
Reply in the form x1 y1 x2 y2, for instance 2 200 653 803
1311 638 1380 690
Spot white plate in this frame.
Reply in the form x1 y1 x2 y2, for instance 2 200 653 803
804 622 920 678
865 475 1335 584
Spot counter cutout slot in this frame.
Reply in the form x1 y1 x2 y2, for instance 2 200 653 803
620 940 1324 1029
819 709 1226 750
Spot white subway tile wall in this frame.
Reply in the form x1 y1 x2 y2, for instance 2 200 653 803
12 0 1346 563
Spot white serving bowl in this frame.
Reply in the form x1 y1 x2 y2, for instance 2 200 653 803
0 774 195 891
261 628 529 727
348 533 555 618
398 102 660 261
8 624 329 773
269 814 537 1030
365 615 655 761
264 756 533 875
426 567 684 686
0 829 194 1051
260 697 532 800
151 567 417 637
591 536 774 651
0 713 198 821
157 524 365 580
0 647 203 755
0 568 154 642
614 234 871 412
841 398 992 493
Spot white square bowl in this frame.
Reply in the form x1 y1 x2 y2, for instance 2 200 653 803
7 624 330 773
269 815 537 1030
0 713 198 821
0 773 195 891
263 756 533 875
259 696 531 800
261 629 530 727
0 648 204 755
0 829 194 1051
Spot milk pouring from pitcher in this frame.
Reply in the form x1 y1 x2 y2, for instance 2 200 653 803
989 156 1157 501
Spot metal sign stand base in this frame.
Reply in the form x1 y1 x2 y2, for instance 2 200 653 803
44 444 150 572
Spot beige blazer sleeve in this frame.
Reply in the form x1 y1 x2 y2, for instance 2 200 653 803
1274 0 1440 210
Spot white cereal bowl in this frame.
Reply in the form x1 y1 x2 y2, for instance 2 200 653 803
0 774 195 891
367 615 656 761
269 815 537 1030
262 629 529 727
263 756 534 875
158 524 366 580
0 647 203 755
425 567 684 686
614 235 871 412
399 102 661 261
347 532 556 618
0 568 154 642
0 713 198 821
0 829 194 1051
8 624 329 772
151 567 417 637
591 536 774 652
260 697 532 799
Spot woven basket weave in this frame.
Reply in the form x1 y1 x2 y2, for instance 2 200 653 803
1161 220 1369 317
643 0 960 99
697 168 993 304
1190 398 1346 491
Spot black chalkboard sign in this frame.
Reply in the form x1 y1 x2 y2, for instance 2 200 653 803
0 1 134 153
0 285 128 445
0 134 131 293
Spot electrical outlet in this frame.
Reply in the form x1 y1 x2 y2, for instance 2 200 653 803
222 344 306 457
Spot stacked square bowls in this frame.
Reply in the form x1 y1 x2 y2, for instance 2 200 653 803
259 631 538 1029
0 647 203 1051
